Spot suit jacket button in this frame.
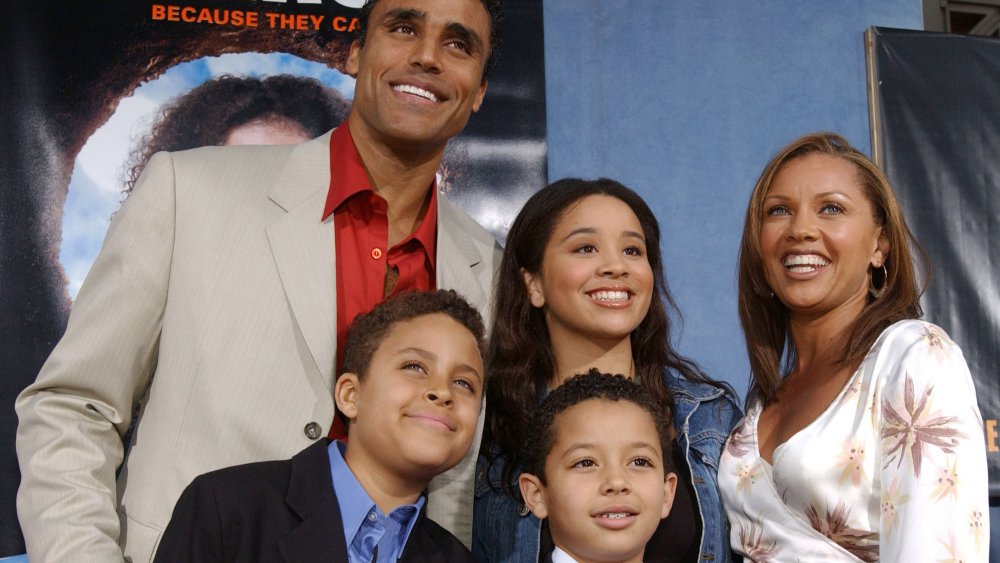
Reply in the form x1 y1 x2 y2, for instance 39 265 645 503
303 422 323 440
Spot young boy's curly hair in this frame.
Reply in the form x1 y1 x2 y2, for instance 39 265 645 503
341 289 487 380
522 369 674 484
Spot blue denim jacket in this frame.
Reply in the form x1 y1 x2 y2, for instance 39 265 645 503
472 371 742 563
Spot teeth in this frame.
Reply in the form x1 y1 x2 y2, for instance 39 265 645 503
600 512 630 519
590 290 629 302
783 254 829 272
393 84 439 102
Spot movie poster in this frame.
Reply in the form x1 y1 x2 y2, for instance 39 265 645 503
0 0 546 555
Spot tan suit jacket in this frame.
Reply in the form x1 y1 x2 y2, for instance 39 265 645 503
15 131 501 562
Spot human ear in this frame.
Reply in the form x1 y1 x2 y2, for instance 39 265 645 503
518 473 548 520
471 81 488 113
521 267 545 308
871 227 890 268
660 472 678 519
334 373 362 421
345 41 361 78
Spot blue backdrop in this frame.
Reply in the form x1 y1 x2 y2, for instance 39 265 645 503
543 0 920 402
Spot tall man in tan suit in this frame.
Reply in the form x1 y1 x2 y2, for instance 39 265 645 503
15 0 503 560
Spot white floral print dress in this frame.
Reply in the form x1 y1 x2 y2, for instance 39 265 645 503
719 320 989 562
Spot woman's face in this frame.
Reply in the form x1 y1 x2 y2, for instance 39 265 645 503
222 117 312 146
523 195 654 348
759 154 888 320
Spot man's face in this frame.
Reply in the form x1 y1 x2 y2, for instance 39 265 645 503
335 313 484 485
346 0 490 153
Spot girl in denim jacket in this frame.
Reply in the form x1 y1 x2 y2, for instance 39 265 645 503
473 178 742 562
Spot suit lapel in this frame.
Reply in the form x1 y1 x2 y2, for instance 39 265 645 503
278 441 349 562
399 517 433 563
266 137 491 389
436 196 488 308
266 132 337 389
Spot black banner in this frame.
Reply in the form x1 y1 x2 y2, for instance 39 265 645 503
867 26 1000 495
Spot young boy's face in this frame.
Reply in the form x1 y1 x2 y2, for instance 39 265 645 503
335 312 484 484
520 399 676 563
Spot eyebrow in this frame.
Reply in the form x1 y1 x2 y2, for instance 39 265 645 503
764 191 852 201
396 346 483 385
560 441 660 457
558 227 646 245
446 22 485 56
381 9 486 57
382 8 425 25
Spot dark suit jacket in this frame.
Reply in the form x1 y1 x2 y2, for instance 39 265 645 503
154 440 475 563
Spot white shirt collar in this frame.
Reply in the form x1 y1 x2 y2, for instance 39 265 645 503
551 547 578 563
551 546 643 563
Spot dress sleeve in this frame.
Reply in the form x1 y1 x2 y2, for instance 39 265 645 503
876 322 990 562
14 151 178 561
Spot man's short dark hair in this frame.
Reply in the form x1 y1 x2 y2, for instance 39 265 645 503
522 370 674 484
340 290 487 379
355 0 503 82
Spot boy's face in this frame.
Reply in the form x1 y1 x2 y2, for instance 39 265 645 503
335 312 484 484
519 399 676 563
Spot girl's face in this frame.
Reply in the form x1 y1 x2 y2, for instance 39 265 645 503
523 195 654 348
759 154 887 320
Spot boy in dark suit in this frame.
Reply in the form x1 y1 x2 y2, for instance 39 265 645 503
518 371 678 563
155 290 484 562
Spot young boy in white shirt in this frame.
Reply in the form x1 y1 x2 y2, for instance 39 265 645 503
518 370 678 563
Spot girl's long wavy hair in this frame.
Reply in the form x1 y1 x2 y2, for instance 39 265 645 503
737 132 928 408
484 177 725 495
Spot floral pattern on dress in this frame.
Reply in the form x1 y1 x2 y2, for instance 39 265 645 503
880 475 910 538
718 320 989 562
880 372 965 478
931 457 961 502
726 417 753 457
835 379 863 409
738 520 780 562
937 531 965 562
805 500 879 562
836 439 867 486
921 324 950 363
969 510 985 552
736 460 763 494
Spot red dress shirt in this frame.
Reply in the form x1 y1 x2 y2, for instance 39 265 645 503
324 121 438 438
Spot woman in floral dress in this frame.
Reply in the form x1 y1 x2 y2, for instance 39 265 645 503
719 132 989 562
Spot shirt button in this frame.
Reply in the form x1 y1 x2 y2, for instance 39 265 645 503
371 247 383 259
517 504 530 517
368 512 377 522
303 422 322 440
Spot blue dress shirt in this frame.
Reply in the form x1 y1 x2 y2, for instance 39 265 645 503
328 441 426 563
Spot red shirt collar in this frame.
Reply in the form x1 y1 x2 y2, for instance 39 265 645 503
323 119 438 268
323 120 373 220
